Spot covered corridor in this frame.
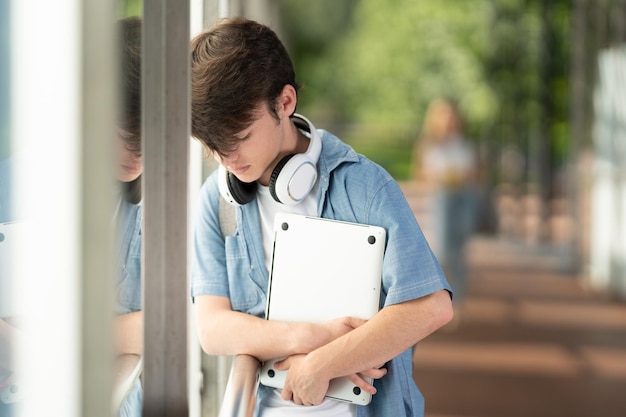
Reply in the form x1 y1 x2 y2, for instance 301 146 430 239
404 183 626 417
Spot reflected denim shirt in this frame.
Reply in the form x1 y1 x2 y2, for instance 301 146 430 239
116 199 142 315
0 156 13 223
115 198 143 417
191 129 451 417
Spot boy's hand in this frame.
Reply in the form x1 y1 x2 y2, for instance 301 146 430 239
346 365 387 390
275 355 386 406
276 354 327 406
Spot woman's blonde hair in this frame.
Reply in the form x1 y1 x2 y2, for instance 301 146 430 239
410 98 463 180
420 98 462 143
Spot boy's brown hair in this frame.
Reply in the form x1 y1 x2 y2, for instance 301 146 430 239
117 16 142 156
191 17 300 157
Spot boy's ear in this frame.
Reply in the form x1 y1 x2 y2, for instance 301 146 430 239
277 84 298 118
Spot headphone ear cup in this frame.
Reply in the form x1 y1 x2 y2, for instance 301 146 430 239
269 153 317 205
227 172 257 205
269 154 295 203
218 165 257 206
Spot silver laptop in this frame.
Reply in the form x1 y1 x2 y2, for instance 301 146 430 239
259 212 385 405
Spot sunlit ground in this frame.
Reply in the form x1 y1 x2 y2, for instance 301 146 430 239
402 181 626 417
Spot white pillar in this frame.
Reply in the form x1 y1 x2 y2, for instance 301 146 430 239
11 0 115 416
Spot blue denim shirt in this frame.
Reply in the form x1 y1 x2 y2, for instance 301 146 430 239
115 198 143 417
0 156 14 223
116 199 143 315
0 138 15 410
192 129 451 417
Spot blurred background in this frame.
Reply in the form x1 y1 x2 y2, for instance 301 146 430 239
274 3 626 417
2 0 626 416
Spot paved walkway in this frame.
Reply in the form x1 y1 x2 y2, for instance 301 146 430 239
402 183 626 417
414 236 626 417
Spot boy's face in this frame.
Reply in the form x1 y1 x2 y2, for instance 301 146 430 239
116 129 143 183
213 105 286 187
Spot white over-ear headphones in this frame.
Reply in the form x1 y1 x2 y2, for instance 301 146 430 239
218 113 322 206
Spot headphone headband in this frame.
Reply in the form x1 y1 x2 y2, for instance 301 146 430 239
291 113 322 162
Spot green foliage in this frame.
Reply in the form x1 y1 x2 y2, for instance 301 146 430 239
339 124 415 179
281 0 497 130
278 0 571 183
119 0 142 18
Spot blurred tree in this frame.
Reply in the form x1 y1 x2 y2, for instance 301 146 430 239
278 0 571 190
278 0 500 180
119 0 142 18
281 0 497 133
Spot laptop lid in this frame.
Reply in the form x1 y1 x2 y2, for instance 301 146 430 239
259 212 385 405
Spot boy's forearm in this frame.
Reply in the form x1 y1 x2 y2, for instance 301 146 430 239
0 319 18 370
195 295 314 361
197 309 313 361
115 311 144 356
305 289 453 382
195 295 366 362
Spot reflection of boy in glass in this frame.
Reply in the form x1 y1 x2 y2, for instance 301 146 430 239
0 63 19 417
0 17 145 417
0 157 11 224
0 318 20 415
114 16 143 417
190 17 453 417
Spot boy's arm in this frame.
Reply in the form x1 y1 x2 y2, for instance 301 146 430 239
114 311 143 356
194 294 367 362
0 319 18 372
278 289 453 406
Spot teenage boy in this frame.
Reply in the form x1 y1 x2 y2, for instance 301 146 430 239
190 17 453 417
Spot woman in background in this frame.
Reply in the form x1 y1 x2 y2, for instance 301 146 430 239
412 98 478 318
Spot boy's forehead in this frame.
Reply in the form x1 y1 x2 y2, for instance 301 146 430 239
239 103 270 129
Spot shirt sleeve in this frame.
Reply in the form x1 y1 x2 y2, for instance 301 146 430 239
190 172 230 300
367 175 452 307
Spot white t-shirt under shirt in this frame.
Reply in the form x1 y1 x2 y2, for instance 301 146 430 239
256 182 356 417
422 135 475 188
257 182 318 273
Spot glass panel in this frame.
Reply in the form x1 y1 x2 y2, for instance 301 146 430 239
0 2 20 415
112 12 144 417
8 2 118 416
